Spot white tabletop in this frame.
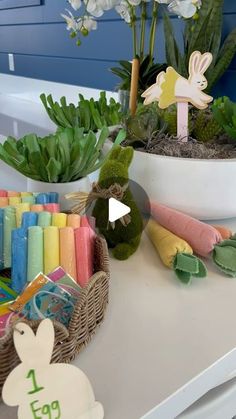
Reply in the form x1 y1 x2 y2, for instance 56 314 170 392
1 75 236 419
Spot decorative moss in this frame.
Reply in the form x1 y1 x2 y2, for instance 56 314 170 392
92 146 143 260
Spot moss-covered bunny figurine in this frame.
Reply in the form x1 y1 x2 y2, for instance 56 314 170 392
92 146 142 260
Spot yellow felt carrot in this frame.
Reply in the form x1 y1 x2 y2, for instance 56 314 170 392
150 202 236 278
147 219 207 284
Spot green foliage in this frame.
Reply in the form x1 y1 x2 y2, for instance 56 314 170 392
40 91 122 131
212 97 236 140
162 105 178 136
192 109 223 142
0 127 126 183
163 0 236 92
162 105 222 142
124 102 222 143
110 55 167 99
92 146 142 260
125 103 167 146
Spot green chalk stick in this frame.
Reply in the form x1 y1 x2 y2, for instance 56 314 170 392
37 211 52 228
3 206 16 268
27 226 44 282
22 195 36 205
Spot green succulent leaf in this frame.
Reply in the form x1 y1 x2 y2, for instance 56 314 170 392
212 97 236 140
41 91 122 132
0 127 123 183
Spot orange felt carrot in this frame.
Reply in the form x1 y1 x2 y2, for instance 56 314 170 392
212 225 232 240
150 202 222 258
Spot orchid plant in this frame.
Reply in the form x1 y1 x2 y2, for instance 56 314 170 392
62 0 202 57
62 1 202 107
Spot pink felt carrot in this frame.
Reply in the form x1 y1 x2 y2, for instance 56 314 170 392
212 225 232 240
150 202 221 258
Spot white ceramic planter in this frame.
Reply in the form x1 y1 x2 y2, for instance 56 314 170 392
27 176 91 211
103 141 236 220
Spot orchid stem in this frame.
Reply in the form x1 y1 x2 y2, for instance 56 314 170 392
149 1 158 62
140 2 147 61
131 6 138 57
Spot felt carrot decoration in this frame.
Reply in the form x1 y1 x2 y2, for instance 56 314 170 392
150 202 236 277
212 225 232 240
147 219 207 284
150 202 221 257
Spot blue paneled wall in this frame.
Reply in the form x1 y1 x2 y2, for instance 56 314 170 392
0 0 235 98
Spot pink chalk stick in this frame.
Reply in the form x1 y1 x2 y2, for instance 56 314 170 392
0 190 7 197
150 201 221 257
44 203 60 213
60 227 77 281
74 227 94 287
80 215 96 231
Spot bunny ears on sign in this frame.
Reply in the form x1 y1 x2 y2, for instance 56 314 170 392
189 51 213 77
13 319 55 365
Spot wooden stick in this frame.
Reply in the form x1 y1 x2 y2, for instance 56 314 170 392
129 58 140 116
177 102 189 142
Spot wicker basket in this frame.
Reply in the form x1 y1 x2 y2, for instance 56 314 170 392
0 235 109 396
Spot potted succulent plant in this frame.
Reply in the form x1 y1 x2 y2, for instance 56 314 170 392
61 0 236 220
0 127 125 209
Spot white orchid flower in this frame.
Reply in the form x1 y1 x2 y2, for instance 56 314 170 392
115 1 131 23
86 1 104 17
61 10 79 31
77 15 98 32
68 0 82 11
86 0 119 17
168 0 201 18
101 0 121 9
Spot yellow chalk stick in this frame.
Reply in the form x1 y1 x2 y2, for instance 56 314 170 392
52 213 67 228
44 226 60 275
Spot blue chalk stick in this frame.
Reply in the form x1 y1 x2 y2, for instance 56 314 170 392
36 193 49 205
49 192 59 203
11 228 28 294
22 212 38 229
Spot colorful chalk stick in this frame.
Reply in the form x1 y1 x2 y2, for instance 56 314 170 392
67 214 80 229
60 227 77 280
75 227 94 287
22 212 38 229
37 211 52 228
27 226 44 282
11 228 28 294
44 226 60 274
52 213 67 228
3 207 16 268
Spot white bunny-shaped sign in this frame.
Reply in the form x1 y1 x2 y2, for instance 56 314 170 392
2 319 104 419
142 51 213 140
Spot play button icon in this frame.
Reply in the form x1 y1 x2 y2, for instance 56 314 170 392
109 198 131 223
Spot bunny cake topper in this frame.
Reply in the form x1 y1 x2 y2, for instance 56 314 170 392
2 319 104 419
141 51 213 141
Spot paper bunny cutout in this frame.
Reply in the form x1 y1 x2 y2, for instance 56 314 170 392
142 51 213 110
2 319 104 419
